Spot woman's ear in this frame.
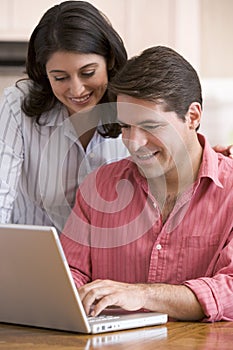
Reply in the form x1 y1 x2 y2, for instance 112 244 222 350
186 102 202 130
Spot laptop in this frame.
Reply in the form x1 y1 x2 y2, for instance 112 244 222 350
0 224 168 334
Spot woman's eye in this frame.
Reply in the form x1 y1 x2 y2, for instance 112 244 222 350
54 76 67 81
82 70 95 77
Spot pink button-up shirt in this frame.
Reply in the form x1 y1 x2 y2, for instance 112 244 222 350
60 134 233 322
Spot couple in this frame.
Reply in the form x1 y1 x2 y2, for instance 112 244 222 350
0 1 232 323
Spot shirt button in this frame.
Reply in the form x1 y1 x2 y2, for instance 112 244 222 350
152 202 157 208
89 152 95 158
156 244 162 250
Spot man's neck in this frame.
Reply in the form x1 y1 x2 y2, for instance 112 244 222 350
148 141 203 223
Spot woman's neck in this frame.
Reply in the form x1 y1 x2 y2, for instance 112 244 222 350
78 128 96 151
69 108 100 151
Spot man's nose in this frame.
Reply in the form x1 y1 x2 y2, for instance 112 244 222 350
127 126 148 152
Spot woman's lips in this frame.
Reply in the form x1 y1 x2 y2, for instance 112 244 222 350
70 92 92 105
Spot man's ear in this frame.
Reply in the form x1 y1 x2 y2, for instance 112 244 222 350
186 102 202 130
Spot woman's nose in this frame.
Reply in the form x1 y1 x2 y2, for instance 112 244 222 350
69 77 85 95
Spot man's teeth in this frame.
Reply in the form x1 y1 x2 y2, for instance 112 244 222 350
137 153 154 160
71 95 90 103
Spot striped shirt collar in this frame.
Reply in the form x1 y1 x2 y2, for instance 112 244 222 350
197 133 223 188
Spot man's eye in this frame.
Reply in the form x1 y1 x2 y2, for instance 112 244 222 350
119 124 130 129
143 125 160 130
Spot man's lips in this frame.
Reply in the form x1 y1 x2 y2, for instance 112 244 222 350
134 150 160 161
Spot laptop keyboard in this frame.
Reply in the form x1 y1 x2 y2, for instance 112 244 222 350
88 315 120 323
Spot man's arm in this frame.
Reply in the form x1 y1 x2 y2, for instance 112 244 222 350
78 279 205 321
213 144 233 158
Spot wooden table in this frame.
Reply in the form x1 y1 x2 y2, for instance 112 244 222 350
1 321 233 349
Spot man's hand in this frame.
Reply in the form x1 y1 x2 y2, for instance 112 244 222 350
213 144 233 158
78 279 146 316
78 279 205 321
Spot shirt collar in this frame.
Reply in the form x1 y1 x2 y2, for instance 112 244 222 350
197 133 223 188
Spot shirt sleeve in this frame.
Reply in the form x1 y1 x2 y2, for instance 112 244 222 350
184 228 233 322
0 87 24 222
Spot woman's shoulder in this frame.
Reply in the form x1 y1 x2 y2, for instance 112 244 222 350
0 81 31 121
1 80 66 123
2 80 30 103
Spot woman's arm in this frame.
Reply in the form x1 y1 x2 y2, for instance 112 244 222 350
0 87 24 222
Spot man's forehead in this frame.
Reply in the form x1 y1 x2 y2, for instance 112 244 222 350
116 101 167 124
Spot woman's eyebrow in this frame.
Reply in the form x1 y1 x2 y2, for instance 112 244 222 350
80 62 99 69
48 63 98 74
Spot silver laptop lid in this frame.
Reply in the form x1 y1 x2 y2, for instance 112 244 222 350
0 224 91 333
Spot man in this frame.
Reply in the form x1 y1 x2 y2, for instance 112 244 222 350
60 46 233 322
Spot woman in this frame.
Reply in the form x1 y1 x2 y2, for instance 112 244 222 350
0 1 128 232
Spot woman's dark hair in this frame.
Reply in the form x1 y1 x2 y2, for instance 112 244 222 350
19 1 127 136
110 45 202 122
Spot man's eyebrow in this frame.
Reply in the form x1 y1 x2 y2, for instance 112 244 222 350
116 119 128 125
137 119 159 125
117 119 160 125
